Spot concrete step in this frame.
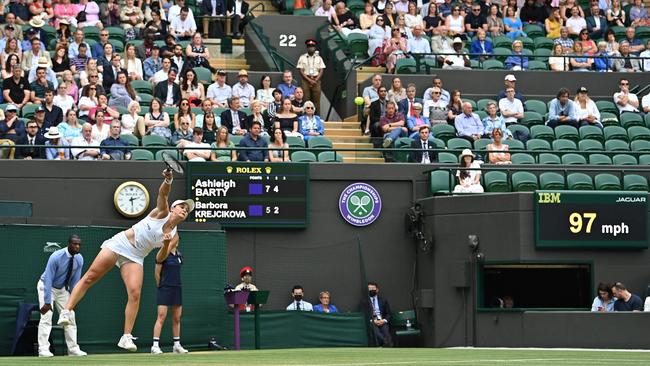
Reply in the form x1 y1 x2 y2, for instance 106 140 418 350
324 121 359 129
333 142 374 150
339 150 384 158
344 115 360 122
209 58 249 70
327 136 371 143
342 157 385 163
325 128 362 137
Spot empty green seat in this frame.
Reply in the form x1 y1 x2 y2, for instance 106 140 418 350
484 171 509 192
317 151 343 162
131 80 153 95
308 136 333 149
631 140 650 151
431 138 445 149
579 125 604 141
645 114 650 128
627 126 650 141
511 153 535 164
493 36 513 48
447 138 472 150
567 173 594 190
482 59 504 70
287 136 306 148
474 139 491 151
527 138 551 151
347 33 369 59
394 137 414 162
623 174 649 191
142 134 168 147
594 173 622 191
119 133 139 147
561 153 586 165
620 113 644 129
522 111 544 126
530 125 554 141
578 139 604 152
431 124 456 142
552 139 577 151
504 139 524 150
612 154 637 165
131 149 154 161
524 24 544 38
438 152 458 163
554 125 579 141
291 151 317 162
534 37 554 50
193 67 213 84
533 48 551 62
538 153 561 164
430 170 453 194
395 58 417 74
588 154 612 165
596 100 618 114
511 171 538 191
524 100 547 115
528 60 547 70
539 172 565 190
604 126 628 142
639 154 650 165
604 140 630 151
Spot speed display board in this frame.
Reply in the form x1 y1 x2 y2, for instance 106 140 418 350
534 190 649 249
187 163 309 228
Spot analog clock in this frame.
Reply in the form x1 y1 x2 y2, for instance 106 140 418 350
114 181 150 218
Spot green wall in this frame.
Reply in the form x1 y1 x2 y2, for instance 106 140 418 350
0 224 228 355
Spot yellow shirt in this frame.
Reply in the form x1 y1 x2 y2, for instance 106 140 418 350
545 18 561 39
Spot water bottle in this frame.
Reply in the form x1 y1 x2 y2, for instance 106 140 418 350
406 319 412 330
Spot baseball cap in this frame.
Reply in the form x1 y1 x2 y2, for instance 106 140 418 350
5 104 17 112
504 74 517 81
171 199 195 213
452 37 463 44
577 86 588 93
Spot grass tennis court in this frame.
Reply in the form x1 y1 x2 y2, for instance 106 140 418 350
2 347 650 365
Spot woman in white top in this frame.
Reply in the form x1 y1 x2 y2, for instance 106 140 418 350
359 2 378 32
486 129 511 165
53 82 76 119
574 87 602 128
454 149 484 193
255 74 275 109
57 169 193 353
78 85 99 121
367 17 391 56
404 2 423 30
91 111 110 141
121 43 144 81
548 43 568 71
121 100 145 136
445 6 465 38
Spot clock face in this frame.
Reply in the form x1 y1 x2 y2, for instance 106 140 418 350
114 182 150 218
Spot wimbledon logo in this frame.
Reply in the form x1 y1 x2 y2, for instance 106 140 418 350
339 183 382 227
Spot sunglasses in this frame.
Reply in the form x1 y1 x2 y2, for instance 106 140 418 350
305 107 314 110
181 103 189 106
433 92 441 94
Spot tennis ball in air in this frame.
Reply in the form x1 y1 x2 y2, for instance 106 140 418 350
354 97 364 106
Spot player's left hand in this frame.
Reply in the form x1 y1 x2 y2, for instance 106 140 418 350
162 232 173 241
163 169 173 180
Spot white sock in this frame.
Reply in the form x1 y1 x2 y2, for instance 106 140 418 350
153 338 159 347
173 337 180 347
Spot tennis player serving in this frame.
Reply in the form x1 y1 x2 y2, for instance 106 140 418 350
57 168 194 352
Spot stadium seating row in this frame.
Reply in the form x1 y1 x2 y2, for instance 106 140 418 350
430 170 649 193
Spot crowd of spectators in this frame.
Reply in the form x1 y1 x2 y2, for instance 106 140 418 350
591 282 650 311
362 72 649 190
313 0 650 73
0 4 328 163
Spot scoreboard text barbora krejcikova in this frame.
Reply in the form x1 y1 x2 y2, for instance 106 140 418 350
534 190 649 249
187 162 309 228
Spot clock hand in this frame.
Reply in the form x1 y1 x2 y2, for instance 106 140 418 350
129 196 135 210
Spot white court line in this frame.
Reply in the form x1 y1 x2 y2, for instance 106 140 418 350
447 347 650 353
305 359 650 366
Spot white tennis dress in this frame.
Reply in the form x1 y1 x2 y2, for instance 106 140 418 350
101 214 178 266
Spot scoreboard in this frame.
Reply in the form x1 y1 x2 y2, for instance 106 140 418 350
534 190 649 249
187 163 309 227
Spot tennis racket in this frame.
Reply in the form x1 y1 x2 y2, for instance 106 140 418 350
162 151 184 175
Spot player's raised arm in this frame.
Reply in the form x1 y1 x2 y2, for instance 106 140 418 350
151 169 174 218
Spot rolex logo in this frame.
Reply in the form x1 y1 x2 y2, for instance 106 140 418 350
265 167 272 174
226 166 233 173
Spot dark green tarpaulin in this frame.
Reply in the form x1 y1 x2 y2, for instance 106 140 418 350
237 311 368 349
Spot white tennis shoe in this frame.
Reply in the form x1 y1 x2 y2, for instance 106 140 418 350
150 345 163 355
38 350 54 357
117 334 138 352
68 348 87 356
173 344 189 354
57 309 74 327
